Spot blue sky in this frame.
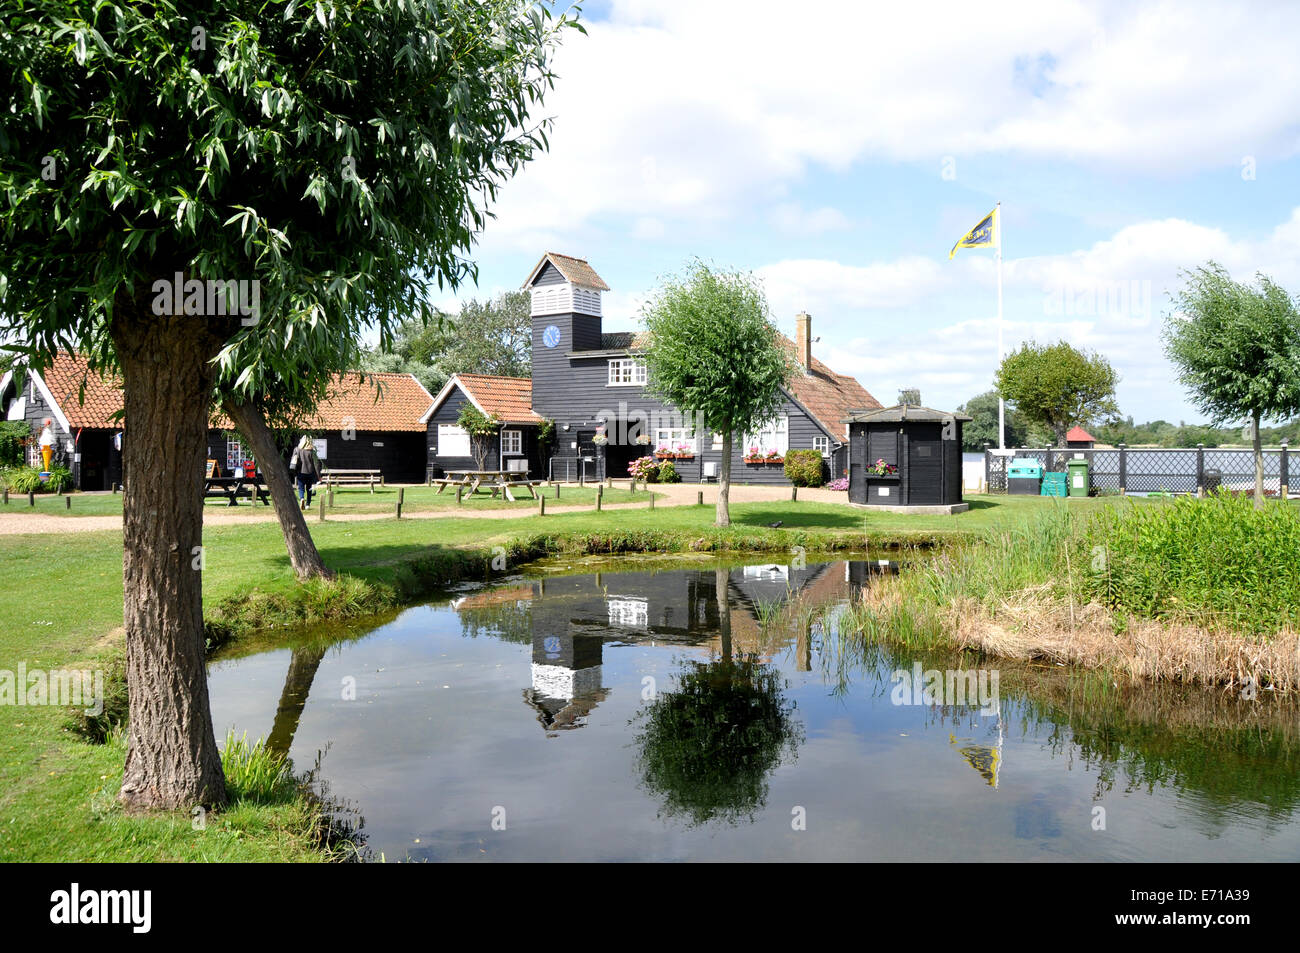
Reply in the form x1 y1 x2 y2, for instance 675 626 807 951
434 0 1300 425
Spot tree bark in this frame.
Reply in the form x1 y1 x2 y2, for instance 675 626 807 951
110 306 228 811
716 429 732 527
1253 407 1264 510
223 399 333 581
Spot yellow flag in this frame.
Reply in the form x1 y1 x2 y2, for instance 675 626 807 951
949 207 997 259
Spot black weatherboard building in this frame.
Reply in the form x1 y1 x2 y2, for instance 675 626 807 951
524 251 881 483
844 404 970 512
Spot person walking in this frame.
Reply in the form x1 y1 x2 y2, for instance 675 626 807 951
289 436 321 508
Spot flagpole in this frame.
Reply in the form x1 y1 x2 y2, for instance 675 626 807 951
996 201 1005 450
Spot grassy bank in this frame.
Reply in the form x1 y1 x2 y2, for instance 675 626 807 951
841 493 1300 692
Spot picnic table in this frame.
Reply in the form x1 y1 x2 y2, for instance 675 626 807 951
320 469 383 493
204 475 270 507
432 469 542 502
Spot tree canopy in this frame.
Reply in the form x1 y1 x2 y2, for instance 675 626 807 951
994 340 1119 445
956 389 1032 450
362 289 532 394
1164 262 1300 505
640 261 792 526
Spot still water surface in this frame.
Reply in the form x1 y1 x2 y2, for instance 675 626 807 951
207 557 1300 861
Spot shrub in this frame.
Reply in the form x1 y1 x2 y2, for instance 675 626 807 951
6 465 73 493
1078 491 1300 633
783 449 825 487
628 455 659 482
657 460 681 483
0 420 29 467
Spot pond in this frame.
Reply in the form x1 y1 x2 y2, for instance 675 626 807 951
207 556 1300 862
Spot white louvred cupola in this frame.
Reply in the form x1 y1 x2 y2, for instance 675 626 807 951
522 252 610 318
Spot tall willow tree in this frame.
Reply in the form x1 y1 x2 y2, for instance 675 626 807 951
640 262 791 527
0 0 581 810
1165 263 1300 508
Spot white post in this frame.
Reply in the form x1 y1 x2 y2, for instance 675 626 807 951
996 201 1005 450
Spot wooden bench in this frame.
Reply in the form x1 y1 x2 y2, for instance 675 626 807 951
320 469 383 493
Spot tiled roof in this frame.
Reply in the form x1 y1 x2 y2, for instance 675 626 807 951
778 337 882 440
37 352 124 429
525 252 610 291
1066 425 1096 442
454 373 543 424
600 331 648 350
31 355 429 433
286 372 433 432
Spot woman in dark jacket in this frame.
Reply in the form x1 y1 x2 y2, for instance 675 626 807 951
289 436 321 508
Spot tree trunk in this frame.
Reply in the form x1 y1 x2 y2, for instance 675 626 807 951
266 645 326 758
223 400 333 581
715 565 732 661
716 429 732 527
110 306 228 811
1253 407 1264 510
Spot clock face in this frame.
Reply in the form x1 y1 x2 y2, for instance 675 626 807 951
542 324 561 349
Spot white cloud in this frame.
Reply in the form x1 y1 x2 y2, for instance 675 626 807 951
476 0 1300 247
762 208 1300 421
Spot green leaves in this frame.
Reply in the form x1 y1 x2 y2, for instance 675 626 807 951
0 0 582 395
995 340 1120 444
1164 262 1300 426
641 260 792 437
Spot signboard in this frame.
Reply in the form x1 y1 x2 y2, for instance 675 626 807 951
312 438 328 459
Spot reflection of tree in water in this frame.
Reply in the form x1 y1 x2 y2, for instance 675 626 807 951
635 654 803 827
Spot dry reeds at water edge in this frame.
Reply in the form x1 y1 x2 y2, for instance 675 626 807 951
840 495 1300 694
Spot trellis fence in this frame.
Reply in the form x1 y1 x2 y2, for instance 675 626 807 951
983 445 1293 496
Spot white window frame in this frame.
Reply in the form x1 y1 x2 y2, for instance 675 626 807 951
26 441 40 467
607 358 647 386
654 427 697 454
744 415 789 456
712 432 723 450
813 435 830 457
501 429 522 456
437 423 471 458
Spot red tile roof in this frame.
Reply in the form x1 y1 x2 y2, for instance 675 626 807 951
778 337 881 440
28 354 430 433
452 374 544 424
524 252 610 291
286 372 433 432
36 352 124 429
1066 425 1096 442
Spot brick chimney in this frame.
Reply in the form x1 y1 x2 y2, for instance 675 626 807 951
795 312 813 373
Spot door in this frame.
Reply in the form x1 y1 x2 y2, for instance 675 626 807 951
907 424 943 504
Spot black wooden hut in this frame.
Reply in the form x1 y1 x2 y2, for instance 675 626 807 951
843 405 970 510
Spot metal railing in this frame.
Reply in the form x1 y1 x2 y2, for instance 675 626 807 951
548 455 604 484
983 444 1292 495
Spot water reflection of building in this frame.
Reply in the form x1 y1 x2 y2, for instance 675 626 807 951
453 559 903 733
524 631 609 734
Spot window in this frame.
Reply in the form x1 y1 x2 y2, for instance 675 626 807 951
26 441 40 468
607 597 648 628
712 432 723 450
608 358 647 386
744 416 788 455
437 423 470 458
654 427 697 453
501 429 522 455
225 438 243 472
813 435 830 457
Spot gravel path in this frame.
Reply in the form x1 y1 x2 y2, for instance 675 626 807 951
0 482 848 536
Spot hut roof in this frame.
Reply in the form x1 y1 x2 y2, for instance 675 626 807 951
842 403 971 424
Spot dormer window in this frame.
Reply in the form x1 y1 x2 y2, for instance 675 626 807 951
608 358 646 386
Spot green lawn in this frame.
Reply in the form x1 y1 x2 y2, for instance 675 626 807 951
0 491 1149 861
